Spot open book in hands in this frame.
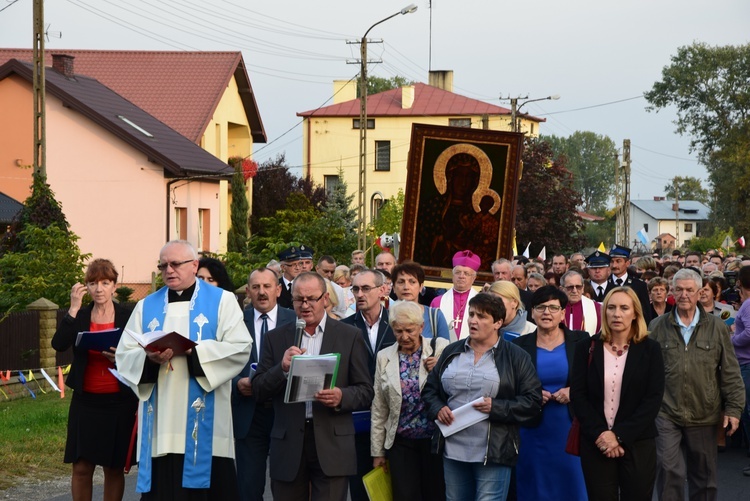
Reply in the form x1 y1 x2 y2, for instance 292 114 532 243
124 328 197 355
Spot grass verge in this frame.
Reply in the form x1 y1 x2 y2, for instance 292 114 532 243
0 391 70 490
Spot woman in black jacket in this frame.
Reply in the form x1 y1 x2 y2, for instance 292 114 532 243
52 259 137 501
422 293 542 501
570 287 665 500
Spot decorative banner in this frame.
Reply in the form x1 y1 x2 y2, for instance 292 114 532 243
0 371 15 396
17 371 36 399
27 370 47 394
40 369 61 393
58 366 66 399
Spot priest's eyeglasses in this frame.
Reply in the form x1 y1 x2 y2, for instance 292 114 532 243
292 291 326 305
351 285 377 293
157 259 194 271
533 304 563 313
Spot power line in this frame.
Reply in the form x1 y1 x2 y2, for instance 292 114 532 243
540 95 645 115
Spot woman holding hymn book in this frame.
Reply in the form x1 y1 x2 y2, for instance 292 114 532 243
52 258 137 501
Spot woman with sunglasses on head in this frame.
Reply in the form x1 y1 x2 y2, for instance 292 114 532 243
512 285 589 500
570 287 665 500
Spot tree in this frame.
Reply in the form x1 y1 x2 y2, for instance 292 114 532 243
0 174 70 254
366 76 415 96
543 132 618 213
0 225 90 313
644 42 750 234
315 171 358 264
226 158 249 253
369 189 405 238
250 154 326 235
663 176 710 205
515 138 587 256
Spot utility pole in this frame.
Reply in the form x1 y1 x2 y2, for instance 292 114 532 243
674 177 680 248
622 139 631 246
33 0 46 178
347 37 383 252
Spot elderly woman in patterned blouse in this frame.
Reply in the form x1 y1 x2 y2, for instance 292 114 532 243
371 300 449 501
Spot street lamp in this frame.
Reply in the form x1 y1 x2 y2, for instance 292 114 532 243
357 3 418 252
506 94 560 133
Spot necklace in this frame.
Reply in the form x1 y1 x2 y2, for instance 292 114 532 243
608 340 629 356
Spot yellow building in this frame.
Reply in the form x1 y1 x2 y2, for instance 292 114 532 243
297 71 543 226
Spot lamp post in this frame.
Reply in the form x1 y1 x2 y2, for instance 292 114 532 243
357 3 418 252
506 94 560 133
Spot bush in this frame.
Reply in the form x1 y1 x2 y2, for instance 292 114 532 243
115 286 134 303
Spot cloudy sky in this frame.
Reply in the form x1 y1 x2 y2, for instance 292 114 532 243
1 0 748 202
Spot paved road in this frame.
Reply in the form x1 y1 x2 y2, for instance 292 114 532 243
4 445 747 500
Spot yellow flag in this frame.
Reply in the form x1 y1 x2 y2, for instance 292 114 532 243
512 235 518 257
598 242 606 252
63 364 71 375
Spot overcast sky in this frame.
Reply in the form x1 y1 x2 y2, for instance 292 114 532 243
2 0 748 203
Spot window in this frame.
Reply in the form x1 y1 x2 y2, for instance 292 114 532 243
175 207 187 239
375 141 391 171
644 224 648 232
352 118 375 129
198 209 210 252
684 223 693 232
449 118 471 128
324 175 340 196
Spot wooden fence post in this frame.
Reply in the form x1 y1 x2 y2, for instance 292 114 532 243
27 298 58 370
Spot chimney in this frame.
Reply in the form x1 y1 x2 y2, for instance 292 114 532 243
332 79 357 104
402 85 415 109
653 196 665 201
672 203 679 211
428 70 454 92
52 54 75 78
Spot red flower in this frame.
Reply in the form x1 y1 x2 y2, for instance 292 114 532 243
242 158 258 181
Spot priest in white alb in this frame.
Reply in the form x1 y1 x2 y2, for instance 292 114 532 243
116 240 251 499
430 250 481 341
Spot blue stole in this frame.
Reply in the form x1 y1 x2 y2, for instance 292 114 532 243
136 280 222 492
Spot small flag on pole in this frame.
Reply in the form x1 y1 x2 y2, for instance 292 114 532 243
597 242 606 252
538 246 547 261
522 243 531 259
738 236 746 248
636 227 649 246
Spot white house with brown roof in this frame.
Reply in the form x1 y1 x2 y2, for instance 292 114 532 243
0 56 248 292
0 49 266 255
296 71 543 225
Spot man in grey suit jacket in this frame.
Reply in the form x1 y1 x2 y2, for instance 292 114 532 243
254 272 374 501
341 270 396 501
232 267 297 501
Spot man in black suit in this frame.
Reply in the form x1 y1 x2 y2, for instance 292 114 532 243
254 272 373 501
232 267 297 501
587 251 613 303
341 270 397 501
277 246 305 309
608 245 653 323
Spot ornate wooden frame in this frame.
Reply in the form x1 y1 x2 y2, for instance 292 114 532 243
400 124 524 284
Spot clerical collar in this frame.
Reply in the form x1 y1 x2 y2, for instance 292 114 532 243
168 282 196 302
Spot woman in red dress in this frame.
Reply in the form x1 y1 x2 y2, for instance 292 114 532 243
52 258 137 501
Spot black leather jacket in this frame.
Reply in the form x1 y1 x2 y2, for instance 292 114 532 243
421 337 542 466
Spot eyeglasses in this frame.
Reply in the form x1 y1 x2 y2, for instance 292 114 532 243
283 262 302 268
292 291 326 305
157 259 194 271
533 304 563 313
564 285 584 292
351 285 377 293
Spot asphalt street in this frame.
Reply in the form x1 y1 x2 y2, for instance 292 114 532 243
4 444 747 500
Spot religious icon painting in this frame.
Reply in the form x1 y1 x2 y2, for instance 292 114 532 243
400 124 524 284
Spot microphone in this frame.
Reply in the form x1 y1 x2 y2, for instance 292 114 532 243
294 318 306 348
